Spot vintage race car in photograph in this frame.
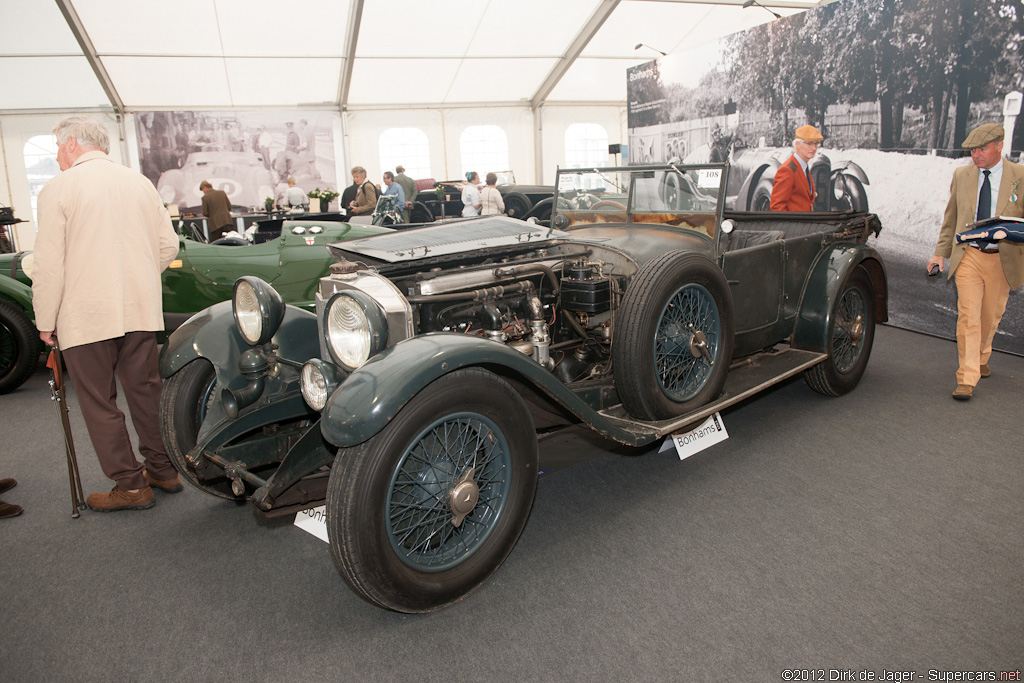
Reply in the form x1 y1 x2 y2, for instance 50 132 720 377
410 172 555 223
157 163 887 613
156 151 277 211
684 142 869 213
0 219 390 394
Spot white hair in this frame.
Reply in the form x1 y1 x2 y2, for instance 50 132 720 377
52 115 110 153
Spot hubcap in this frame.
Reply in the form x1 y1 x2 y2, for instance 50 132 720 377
448 467 479 528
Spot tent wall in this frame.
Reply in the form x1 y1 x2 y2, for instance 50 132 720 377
0 113 123 251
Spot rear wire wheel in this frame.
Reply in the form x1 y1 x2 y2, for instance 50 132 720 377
804 267 876 396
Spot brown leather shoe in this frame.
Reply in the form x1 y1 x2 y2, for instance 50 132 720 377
143 469 183 494
952 384 973 401
86 485 155 512
0 499 23 519
0 478 15 495
980 364 990 378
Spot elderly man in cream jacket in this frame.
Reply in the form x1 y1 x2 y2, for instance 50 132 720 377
32 115 181 512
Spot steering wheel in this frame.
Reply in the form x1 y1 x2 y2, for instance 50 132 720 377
589 200 626 211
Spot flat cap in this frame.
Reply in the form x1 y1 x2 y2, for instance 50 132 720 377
961 123 1004 149
795 124 824 142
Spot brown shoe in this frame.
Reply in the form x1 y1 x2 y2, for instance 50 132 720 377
0 478 15 495
980 364 990 378
143 469 183 494
86 485 155 512
952 384 973 401
0 500 23 519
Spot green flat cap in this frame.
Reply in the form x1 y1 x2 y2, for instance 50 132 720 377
961 123 1004 149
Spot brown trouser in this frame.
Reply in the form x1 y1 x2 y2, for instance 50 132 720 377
954 246 1011 386
61 331 176 490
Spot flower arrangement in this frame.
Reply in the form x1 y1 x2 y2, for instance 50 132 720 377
308 188 339 204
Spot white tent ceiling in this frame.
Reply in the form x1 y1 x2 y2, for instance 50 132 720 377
0 0 821 114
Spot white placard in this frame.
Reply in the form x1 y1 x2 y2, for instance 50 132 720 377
658 412 729 460
294 505 329 543
697 168 722 188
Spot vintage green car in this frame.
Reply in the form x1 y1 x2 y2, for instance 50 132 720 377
0 219 391 393
158 163 887 613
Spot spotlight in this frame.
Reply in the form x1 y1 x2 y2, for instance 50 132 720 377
634 43 667 56
742 0 782 19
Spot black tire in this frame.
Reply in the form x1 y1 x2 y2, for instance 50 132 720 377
829 175 868 212
805 267 875 396
613 252 735 421
661 171 691 210
326 368 539 613
160 359 236 498
409 201 434 223
526 197 554 223
502 192 533 219
0 299 39 394
749 173 773 211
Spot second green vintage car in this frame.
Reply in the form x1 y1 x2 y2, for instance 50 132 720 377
0 218 392 393
158 163 887 613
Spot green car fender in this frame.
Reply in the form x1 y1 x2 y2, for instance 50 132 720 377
320 332 637 448
159 300 320 381
791 243 888 354
0 274 33 315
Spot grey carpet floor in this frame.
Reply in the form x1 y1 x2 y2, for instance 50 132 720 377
0 324 1021 682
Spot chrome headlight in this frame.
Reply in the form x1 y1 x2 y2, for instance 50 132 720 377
232 276 285 346
324 290 387 370
300 359 343 411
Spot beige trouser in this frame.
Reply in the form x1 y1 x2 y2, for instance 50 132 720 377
953 246 1010 386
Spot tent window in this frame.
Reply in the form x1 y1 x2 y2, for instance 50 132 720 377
24 135 60 225
379 128 431 180
460 125 509 179
565 123 609 169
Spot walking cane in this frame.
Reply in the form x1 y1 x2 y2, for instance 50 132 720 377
46 342 86 518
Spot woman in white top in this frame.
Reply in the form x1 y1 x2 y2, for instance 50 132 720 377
461 171 482 217
480 172 505 216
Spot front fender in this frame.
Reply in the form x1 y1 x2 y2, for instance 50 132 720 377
833 160 870 185
321 333 634 448
0 275 33 316
158 300 319 379
792 244 888 354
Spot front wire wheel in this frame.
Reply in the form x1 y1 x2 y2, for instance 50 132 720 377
327 368 538 613
804 267 876 396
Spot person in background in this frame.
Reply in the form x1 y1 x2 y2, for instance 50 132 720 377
200 180 234 241
462 171 482 217
0 478 21 519
32 115 181 512
382 171 405 221
770 124 823 212
394 165 417 223
926 123 1024 400
254 125 272 169
283 177 307 209
480 172 505 216
348 166 378 216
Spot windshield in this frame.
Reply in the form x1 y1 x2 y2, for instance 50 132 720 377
553 164 727 235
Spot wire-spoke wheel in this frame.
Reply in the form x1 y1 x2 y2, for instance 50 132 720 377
805 267 876 396
613 251 734 420
327 368 538 613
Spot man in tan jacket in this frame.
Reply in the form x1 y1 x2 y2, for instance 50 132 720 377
32 115 182 511
927 123 1024 400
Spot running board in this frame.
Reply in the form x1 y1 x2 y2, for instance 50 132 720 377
597 348 827 440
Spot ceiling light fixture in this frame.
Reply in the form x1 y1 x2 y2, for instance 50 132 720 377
742 0 782 19
634 43 667 56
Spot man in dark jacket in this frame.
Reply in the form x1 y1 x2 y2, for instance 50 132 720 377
200 180 233 241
